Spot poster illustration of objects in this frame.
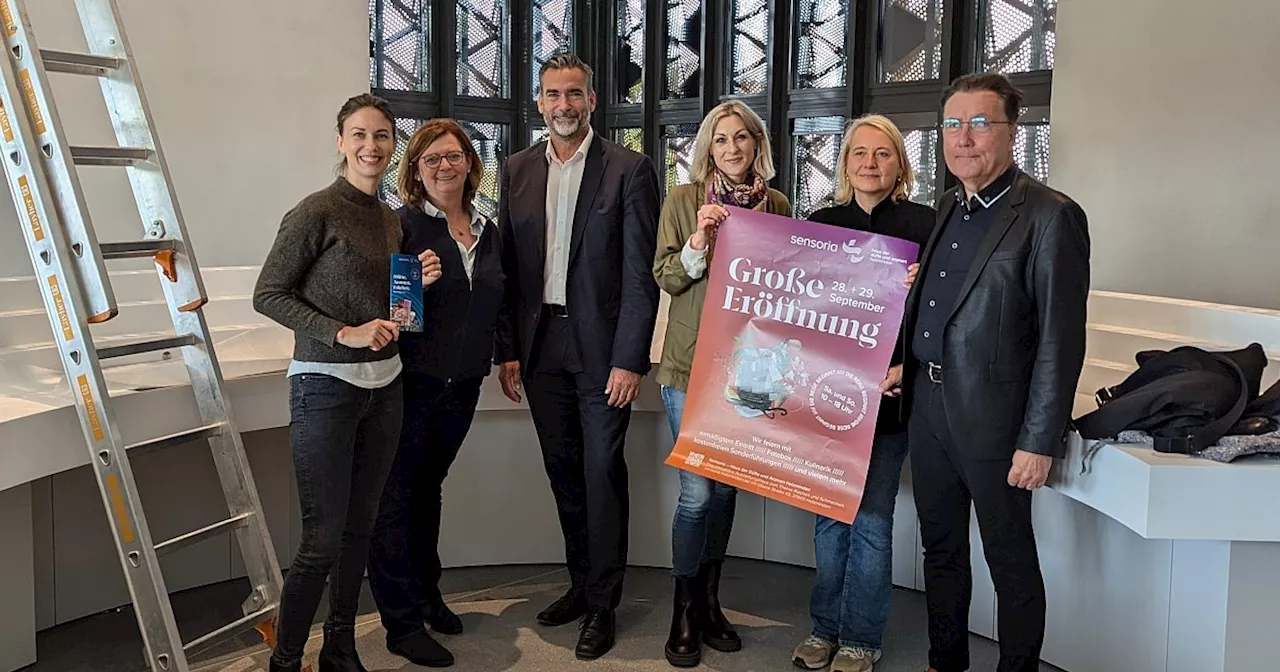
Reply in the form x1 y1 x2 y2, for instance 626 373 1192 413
665 206 919 524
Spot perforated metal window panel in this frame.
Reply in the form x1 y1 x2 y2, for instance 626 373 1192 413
615 127 644 155
879 0 945 83
380 118 425 209
795 0 848 89
664 123 700 191
370 0 432 92
729 0 770 95
532 0 574 98
981 0 1056 73
459 121 508 218
792 116 846 219
665 0 702 99
617 0 646 103
457 0 510 98
904 128 939 205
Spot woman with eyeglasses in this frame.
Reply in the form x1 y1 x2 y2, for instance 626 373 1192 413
789 114 932 672
366 118 505 669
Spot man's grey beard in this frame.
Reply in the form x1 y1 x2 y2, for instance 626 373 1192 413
549 115 586 138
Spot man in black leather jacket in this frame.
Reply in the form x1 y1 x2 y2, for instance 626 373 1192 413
884 73 1090 672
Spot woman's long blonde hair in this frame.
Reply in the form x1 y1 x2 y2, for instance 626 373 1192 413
834 114 916 205
689 100 776 185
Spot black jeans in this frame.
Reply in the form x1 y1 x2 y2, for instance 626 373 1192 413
909 369 1046 672
368 372 483 644
271 373 403 667
525 315 631 609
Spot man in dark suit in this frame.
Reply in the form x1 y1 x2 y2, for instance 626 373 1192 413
494 52 662 661
884 73 1090 672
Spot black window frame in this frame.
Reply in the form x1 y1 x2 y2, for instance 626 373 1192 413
369 0 1058 210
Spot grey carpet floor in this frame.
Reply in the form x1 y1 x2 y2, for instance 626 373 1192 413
27 559 1061 672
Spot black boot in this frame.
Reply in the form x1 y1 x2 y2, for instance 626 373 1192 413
318 625 368 672
698 561 741 652
664 576 701 667
388 631 455 668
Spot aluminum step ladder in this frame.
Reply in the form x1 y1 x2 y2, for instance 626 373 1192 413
0 1 285 670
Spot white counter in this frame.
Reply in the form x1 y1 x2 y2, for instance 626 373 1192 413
2 277 1278 672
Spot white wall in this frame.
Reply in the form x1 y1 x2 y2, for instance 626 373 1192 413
1049 0 1280 310
0 0 368 277
0 0 366 631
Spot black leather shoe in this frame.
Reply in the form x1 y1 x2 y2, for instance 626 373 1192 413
425 601 464 635
268 658 301 672
664 577 701 667
574 607 617 661
536 588 586 626
387 631 455 668
318 625 369 672
698 561 742 652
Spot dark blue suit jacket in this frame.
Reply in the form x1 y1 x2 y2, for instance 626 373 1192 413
494 134 662 385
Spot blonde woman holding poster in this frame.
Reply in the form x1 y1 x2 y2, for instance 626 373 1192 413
652 99 790 667
790 114 932 672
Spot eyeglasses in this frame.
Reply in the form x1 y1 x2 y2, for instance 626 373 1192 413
420 151 467 168
939 117 1014 135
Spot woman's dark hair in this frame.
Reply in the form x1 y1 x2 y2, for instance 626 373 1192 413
334 93 396 175
337 93 395 134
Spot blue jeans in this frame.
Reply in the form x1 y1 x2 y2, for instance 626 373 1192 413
809 431 909 651
662 385 738 578
271 373 403 667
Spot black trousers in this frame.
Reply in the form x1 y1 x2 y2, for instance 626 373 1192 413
367 372 483 644
909 369 1046 672
524 314 631 609
273 374 402 666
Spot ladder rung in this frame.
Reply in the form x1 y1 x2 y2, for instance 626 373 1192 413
97 335 196 360
69 145 153 166
126 423 225 456
39 48 122 76
155 512 253 557
100 239 177 259
182 604 277 656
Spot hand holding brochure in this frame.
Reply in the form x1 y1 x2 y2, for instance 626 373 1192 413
389 253 423 332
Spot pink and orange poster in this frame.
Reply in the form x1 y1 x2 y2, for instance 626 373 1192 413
665 206 919 524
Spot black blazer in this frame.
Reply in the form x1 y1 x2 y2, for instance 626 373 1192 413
903 170 1090 459
494 135 663 384
398 205 504 382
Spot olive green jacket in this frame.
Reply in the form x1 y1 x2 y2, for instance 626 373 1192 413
652 182 791 391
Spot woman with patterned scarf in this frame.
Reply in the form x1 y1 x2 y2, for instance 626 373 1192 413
652 99 790 667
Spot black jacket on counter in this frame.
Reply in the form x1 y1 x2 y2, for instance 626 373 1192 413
398 205 505 382
809 197 936 435
902 170 1091 459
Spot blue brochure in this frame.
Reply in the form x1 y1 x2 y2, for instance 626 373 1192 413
389 253 423 332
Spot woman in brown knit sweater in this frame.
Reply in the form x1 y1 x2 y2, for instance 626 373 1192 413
253 94 441 672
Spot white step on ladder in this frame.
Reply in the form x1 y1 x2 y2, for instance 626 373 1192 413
0 1 285 670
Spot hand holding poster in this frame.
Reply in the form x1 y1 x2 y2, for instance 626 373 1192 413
664 206 919 524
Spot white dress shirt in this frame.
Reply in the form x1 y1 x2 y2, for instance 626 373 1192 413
543 127 595 305
420 200 486 284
